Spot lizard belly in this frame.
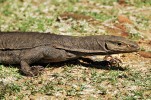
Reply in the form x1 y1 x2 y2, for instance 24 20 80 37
40 52 78 63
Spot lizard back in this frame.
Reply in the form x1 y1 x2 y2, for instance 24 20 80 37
0 32 106 53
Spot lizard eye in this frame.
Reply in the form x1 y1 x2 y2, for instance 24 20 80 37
117 42 122 46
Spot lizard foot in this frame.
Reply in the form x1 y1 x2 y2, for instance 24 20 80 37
21 61 44 76
103 55 122 67
30 66 44 76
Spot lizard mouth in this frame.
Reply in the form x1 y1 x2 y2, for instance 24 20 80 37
105 43 109 51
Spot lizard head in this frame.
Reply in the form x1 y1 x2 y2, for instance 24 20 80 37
104 35 139 54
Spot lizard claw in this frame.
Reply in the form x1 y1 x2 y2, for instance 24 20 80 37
20 61 44 76
30 66 44 76
103 55 122 67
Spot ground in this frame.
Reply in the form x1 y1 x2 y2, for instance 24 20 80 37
0 0 151 100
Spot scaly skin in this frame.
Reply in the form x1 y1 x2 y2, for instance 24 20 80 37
0 32 139 76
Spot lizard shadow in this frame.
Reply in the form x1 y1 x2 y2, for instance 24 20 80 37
42 58 126 71
1 58 126 72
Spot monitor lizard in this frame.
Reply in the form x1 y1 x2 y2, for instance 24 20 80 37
0 32 139 76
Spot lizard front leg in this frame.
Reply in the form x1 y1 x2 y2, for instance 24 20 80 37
19 46 68 76
20 47 45 76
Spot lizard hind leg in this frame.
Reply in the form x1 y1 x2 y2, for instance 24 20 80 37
20 61 44 76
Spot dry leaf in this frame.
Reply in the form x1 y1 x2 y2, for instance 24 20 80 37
121 32 129 37
115 24 127 31
118 15 133 24
118 0 126 6
58 12 101 25
139 51 151 58
114 24 129 37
